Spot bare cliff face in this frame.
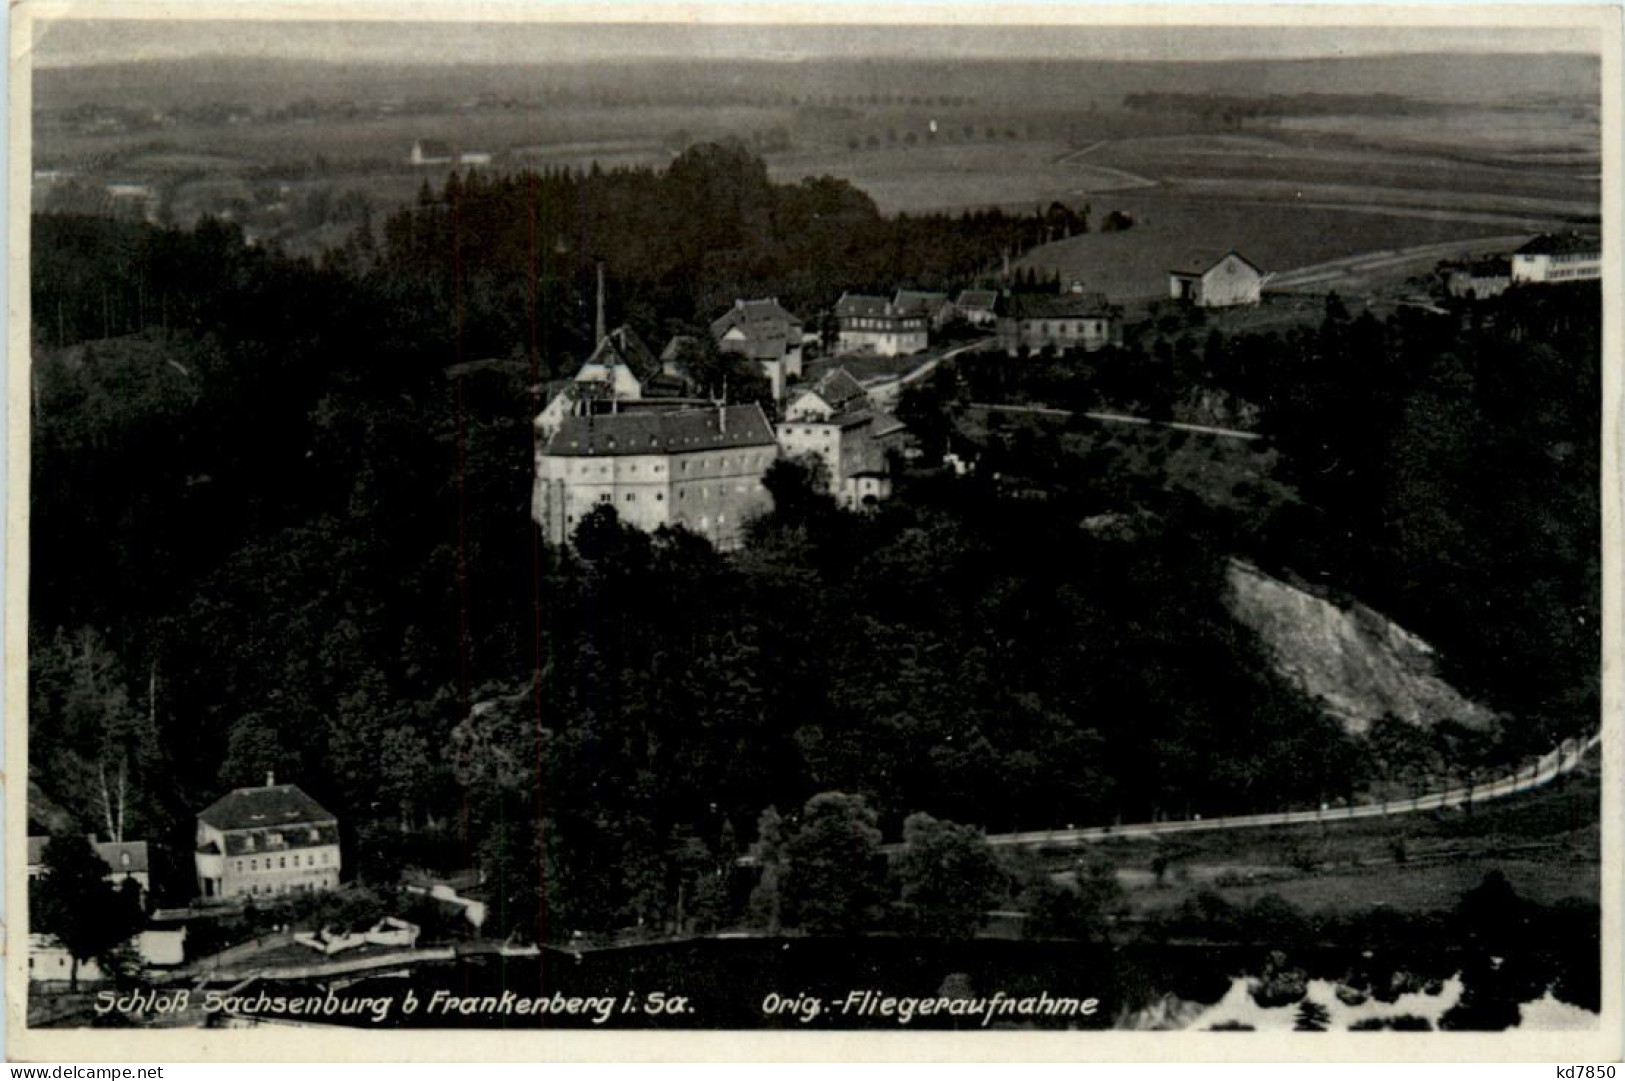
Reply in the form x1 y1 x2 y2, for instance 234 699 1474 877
1225 561 1495 736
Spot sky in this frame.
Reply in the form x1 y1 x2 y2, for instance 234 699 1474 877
29 17 1603 69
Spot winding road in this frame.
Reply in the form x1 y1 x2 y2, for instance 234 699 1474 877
966 732 1601 852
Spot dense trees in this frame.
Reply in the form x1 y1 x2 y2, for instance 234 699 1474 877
26 144 1599 946
32 833 144 989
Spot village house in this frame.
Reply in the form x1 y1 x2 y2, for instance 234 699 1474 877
27 836 152 901
536 325 701 440
998 288 1121 356
776 368 907 510
1510 232 1601 284
834 294 929 357
1168 250 1265 307
194 774 341 904
710 298 805 401
532 403 780 552
892 289 955 331
1444 256 1512 299
954 289 1000 327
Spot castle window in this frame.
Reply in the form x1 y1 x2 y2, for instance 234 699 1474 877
625 493 635 502
656 493 664 502
600 493 612 503
250 860 257 871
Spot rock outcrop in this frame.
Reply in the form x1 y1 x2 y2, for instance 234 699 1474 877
1226 561 1495 735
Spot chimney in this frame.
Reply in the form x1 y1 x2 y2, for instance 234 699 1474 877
594 262 606 342
265 770 276 788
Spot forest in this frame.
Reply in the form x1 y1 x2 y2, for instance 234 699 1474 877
27 144 1600 945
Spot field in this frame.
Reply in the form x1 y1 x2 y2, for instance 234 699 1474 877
31 52 1601 278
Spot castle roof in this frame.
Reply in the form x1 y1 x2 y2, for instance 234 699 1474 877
542 403 777 457
199 783 336 832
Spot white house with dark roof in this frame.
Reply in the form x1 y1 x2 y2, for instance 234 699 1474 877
1168 250 1265 307
777 369 905 510
537 326 702 440
834 293 929 357
891 289 954 330
532 403 780 551
1510 232 1600 284
998 289 1121 356
194 774 340 904
28 836 151 900
955 289 1000 327
710 298 804 401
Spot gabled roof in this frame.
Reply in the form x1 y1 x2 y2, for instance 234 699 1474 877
1516 232 1599 257
660 334 700 363
956 289 999 311
543 404 777 457
809 368 869 414
199 784 336 832
1004 292 1116 320
709 298 801 340
27 836 150 875
834 293 891 318
892 290 950 316
581 326 661 381
97 840 150 875
1169 250 1262 277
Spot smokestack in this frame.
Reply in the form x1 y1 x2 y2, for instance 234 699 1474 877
595 262 606 342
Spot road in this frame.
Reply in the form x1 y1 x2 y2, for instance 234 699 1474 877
1266 234 1531 291
968 401 1263 442
964 731 1600 852
863 338 995 410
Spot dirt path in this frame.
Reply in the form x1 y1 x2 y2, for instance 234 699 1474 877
1056 142 1159 194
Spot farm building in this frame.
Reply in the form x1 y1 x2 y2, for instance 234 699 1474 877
1444 257 1512 299
1511 232 1600 284
998 288 1120 356
834 294 929 357
955 289 1000 327
1168 250 1265 308
710 298 805 401
532 404 779 552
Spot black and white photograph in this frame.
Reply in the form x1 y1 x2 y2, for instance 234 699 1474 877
6 2 1619 1060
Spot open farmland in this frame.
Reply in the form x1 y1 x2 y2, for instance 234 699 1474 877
1013 192 1542 301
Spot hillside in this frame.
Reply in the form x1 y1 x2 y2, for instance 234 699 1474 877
1226 561 1495 735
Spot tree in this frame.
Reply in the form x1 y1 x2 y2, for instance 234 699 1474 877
782 792 884 935
32 832 139 990
893 812 1006 937
747 805 787 934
